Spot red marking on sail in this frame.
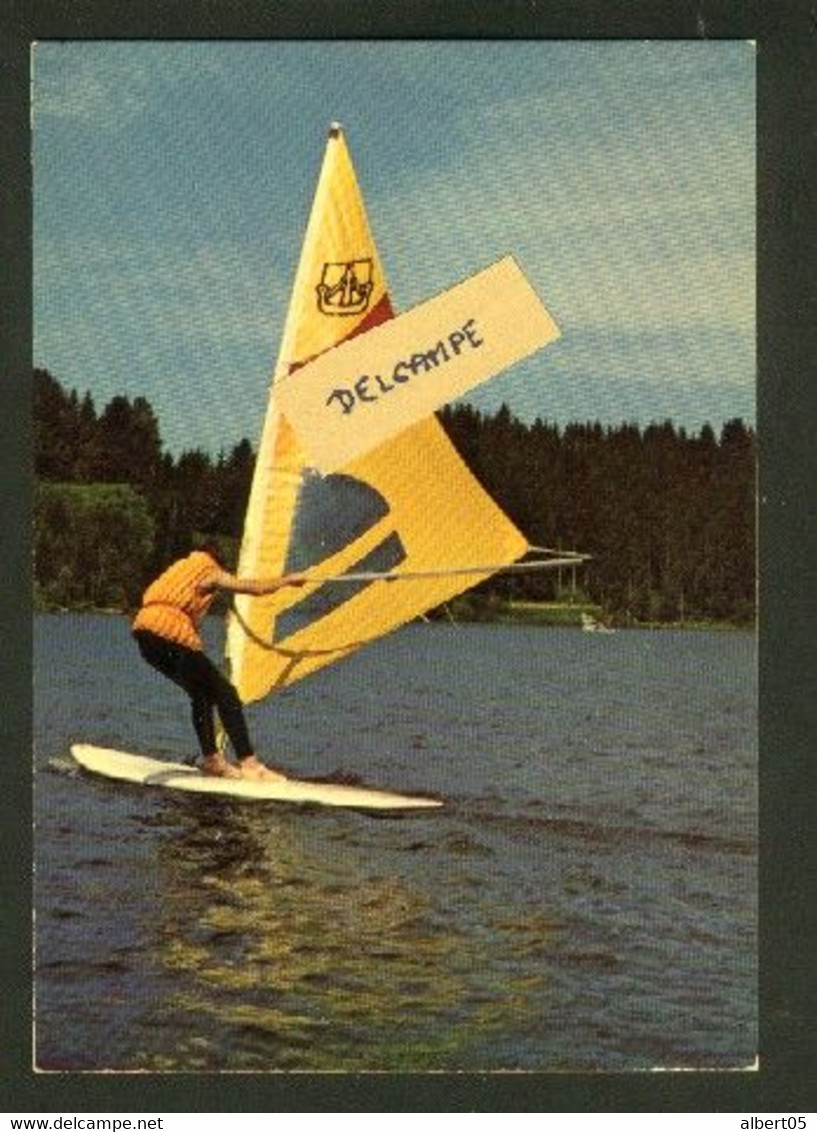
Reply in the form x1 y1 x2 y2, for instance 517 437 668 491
286 293 395 377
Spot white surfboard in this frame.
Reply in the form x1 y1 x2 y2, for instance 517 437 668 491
71 744 443 811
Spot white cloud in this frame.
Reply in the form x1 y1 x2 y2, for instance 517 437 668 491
31 42 235 129
32 45 149 127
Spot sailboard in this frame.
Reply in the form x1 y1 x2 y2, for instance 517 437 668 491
75 124 580 809
70 745 442 811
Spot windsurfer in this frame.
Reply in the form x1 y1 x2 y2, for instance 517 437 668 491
131 545 306 780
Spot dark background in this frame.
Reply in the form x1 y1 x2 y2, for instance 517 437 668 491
2 0 815 1114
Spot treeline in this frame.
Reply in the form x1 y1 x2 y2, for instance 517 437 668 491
34 368 254 610
33 368 756 623
439 404 755 624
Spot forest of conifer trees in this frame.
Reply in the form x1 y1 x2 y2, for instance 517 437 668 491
33 368 756 625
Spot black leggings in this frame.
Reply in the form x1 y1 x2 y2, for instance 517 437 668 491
133 630 253 759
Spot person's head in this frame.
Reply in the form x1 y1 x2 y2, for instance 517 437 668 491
193 539 225 568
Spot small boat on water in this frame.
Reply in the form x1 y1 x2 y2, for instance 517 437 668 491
581 612 616 634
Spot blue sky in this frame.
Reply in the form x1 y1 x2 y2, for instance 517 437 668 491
33 40 755 456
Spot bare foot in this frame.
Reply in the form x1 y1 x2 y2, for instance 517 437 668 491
201 754 242 779
238 755 288 783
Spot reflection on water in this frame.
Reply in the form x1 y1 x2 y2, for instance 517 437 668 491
128 801 556 1072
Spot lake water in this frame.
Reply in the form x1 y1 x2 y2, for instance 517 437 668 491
34 613 757 1073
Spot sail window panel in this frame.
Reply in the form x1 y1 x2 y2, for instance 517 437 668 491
274 530 407 641
283 471 391 571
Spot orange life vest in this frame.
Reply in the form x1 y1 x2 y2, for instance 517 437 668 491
132 551 219 651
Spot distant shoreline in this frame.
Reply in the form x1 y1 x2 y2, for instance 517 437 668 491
33 599 755 632
432 598 753 632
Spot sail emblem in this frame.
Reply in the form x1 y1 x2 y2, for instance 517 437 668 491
316 259 374 316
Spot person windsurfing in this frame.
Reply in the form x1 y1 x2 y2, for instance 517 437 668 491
131 543 306 780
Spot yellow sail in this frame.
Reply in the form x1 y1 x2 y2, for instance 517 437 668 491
226 124 528 704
